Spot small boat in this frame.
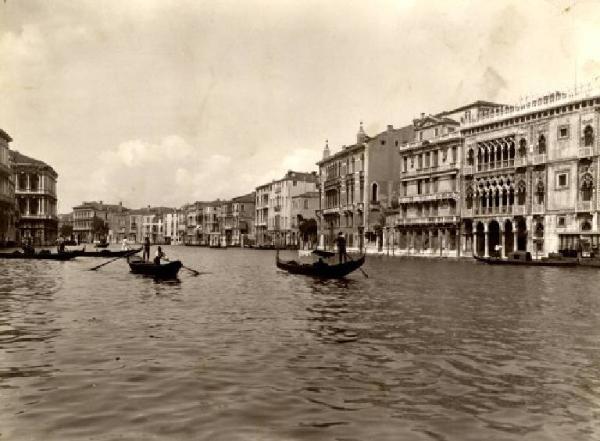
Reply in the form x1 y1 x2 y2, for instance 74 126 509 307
0 250 76 261
127 256 182 278
276 250 365 278
474 251 578 267
71 247 142 258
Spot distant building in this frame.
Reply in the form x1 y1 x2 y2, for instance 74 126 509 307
255 170 318 247
72 201 109 243
0 128 16 244
11 150 58 245
164 210 183 244
229 192 255 246
57 213 73 240
317 122 413 252
291 190 319 249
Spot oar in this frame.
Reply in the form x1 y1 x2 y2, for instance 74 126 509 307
163 257 200 276
89 249 138 271
345 252 369 278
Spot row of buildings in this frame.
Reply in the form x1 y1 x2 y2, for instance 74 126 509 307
0 128 59 246
317 80 600 258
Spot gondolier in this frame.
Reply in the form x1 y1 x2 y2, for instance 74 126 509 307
335 232 347 263
143 237 151 262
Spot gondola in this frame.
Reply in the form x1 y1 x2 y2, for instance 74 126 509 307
71 247 142 258
0 250 76 261
474 251 577 267
276 250 366 278
127 256 182 278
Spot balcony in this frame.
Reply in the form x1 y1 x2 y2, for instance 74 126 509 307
463 166 474 175
342 204 355 212
19 213 56 220
356 202 364 211
462 208 474 217
532 204 544 215
532 154 547 165
577 200 593 212
322 207 340 215
273 205 281 212
514 157 528 168
513 205 527 216
578 147 594 158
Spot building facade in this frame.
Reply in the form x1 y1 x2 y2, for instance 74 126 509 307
255 171 318 247
229 193 255 246
461 86 600 258
291 191 319 249
317 123 413 252
386 102 502 257
11 151 58 245
0 129 16 244
72 201 109 243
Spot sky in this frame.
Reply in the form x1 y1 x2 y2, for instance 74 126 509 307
1 0 600 213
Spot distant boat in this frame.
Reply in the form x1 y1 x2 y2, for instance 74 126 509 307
474 251 577 267
0 250 76 261
276 250 365 278
71 247 142 258
127 256 182 278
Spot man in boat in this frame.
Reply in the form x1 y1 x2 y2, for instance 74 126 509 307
335 232 347 264
143 236 151 262
22 237 35 256
154 246 165 265
121 238 129 251
57 237 66 253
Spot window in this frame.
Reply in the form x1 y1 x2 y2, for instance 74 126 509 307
557 172 569 188
558 125 569 139
419 132 423 141
304 200 308 209
371 182 378 202
584 125 594 147
538 134 546 154
557 216 566 227
403 156 408 172
434 128 439 137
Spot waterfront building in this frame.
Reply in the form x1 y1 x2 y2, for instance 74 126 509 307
105 202 129 243
317 123 413 252
231 192 255 246
202 202 221 246
0 128 16 244
460 82 600 258
291 191 319 249
73 201 108 243
255 171 318 247
164 209 183 245
11 151 58 245
387 102 502 257
57 213 73 241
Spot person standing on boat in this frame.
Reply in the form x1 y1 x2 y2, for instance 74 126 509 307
335 232 347 264
154 246 165 265
143 236 151 262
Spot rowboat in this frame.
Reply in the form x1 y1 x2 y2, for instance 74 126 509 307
71 247 142 258
127 256 182 278
276 250 365 278
0 250 76 261
474 251 577 267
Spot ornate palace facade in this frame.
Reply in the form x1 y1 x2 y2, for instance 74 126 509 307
461 86 600 257
11 151 58 245
0 129 16 244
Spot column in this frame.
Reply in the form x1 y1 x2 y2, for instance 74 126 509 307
484 224 489 257
428 229 433 254
513 230 518 252
438 228 443 255
26 174 30 191
500 228 505 258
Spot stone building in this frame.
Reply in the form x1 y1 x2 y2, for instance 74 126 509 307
72 201 109 243
317 122 413 252
291 190 319 249
202 202 221 246
230 192 255 246
460 83 600 257
255 171 318 247
386 101 502 257
0 129 16 244
11 151 58 245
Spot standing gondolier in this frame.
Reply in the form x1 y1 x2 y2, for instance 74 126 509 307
143 236 151 262
335 232 347 264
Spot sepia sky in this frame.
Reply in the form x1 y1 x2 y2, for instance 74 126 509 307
1 0 600 212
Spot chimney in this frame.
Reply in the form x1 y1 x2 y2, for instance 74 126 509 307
387 124 393 131
420 113 425 119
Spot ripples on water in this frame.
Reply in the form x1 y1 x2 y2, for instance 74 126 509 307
2 248 600 440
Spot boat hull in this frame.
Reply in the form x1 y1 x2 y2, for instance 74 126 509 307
71 247 142 258
276 252 365 278
473 255 577 267
0 252 76 261
128 259 182 278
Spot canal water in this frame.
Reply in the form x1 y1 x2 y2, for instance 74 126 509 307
1 247 600 440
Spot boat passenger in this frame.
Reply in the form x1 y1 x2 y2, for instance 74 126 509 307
314 258 328 270
154 246 165 265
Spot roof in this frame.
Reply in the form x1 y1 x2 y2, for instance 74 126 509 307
10 150 58 176
256 170 318 189
436 100 505 117
232 192 256 203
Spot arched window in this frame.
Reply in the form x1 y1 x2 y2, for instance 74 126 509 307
581 173 594 201
517 180 527 205
584 125 594 147
466 187 473 209
582 220 592 231
538 134 546 154
467 149 474 165
519 138 527 157
536 181 545 204
371 182 378 203
508 140 515 159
